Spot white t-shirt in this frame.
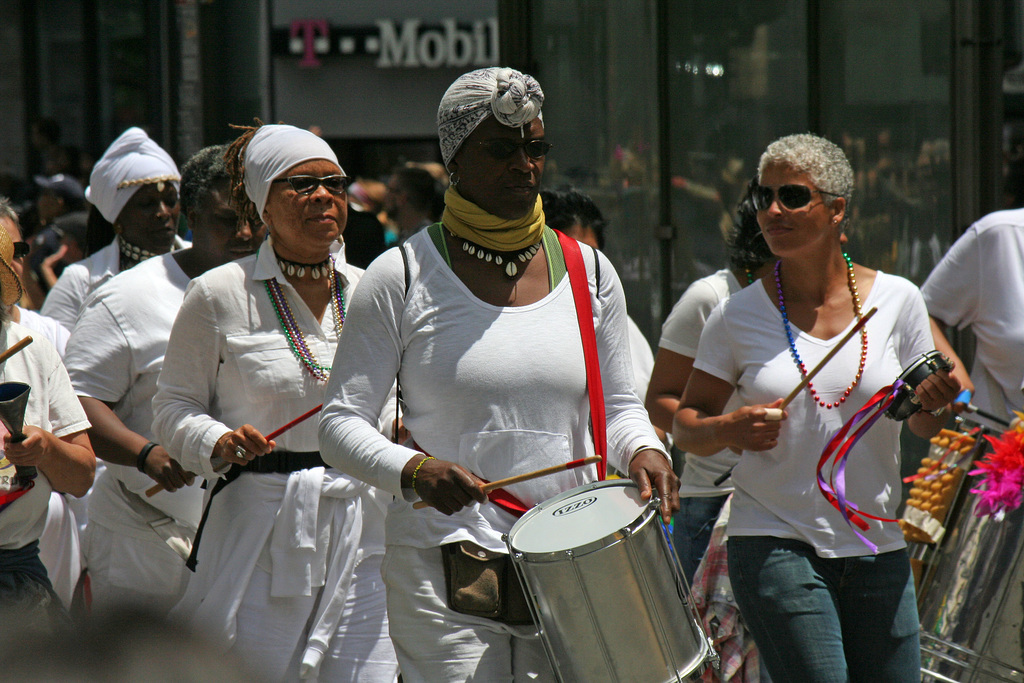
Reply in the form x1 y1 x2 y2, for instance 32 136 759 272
16 307 70 358
318 229 668 553
627 315 655 402
64 252 203 530
658 269 743 496
694 272 933 557
0 323 90 550
921 212 1024 423
42 236 190 331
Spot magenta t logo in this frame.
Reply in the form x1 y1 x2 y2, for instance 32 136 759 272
290 19 330 67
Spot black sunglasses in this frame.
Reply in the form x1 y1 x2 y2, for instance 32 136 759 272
12 241 29 259
471 139 553 160
752 184 841 211
272 174 350 196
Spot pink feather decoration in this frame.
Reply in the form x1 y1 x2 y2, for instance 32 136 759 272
969 423 1024 518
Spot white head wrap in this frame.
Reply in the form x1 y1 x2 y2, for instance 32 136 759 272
437 67 544 167
243 124 342 217
85 127 180 224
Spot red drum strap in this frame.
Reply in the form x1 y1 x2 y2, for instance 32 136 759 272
556 230 608 480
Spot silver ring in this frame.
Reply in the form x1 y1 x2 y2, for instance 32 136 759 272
235 445 247 459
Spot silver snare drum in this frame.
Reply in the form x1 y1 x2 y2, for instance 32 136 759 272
504 480 714 683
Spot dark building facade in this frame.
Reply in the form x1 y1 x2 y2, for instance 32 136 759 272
2 0 1020 341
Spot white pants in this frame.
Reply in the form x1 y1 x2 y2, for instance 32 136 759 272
83 520 188 615
37 493 81 609
233 553 397 683
381 544 555 683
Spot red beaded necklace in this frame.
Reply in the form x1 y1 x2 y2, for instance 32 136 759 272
775 253 867 409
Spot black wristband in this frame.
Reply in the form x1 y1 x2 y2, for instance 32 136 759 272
137 441 159 473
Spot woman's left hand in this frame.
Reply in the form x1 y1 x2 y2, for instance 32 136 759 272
4 426 56 468
914 361 961 413
628 449 680 523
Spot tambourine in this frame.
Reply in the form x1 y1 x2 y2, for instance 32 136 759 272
885 350 953 421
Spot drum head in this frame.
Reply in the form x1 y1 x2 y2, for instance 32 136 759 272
507 480 649 555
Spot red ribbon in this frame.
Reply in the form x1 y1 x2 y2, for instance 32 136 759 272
0 479 34 514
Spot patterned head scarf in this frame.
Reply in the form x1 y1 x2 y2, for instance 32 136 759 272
242 124 342 217
85 127 180 223
437 67 544 167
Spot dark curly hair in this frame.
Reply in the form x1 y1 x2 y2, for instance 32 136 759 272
540 186 607 250
179 144 230 215
726 176 774 272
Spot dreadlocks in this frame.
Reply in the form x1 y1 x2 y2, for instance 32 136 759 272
223 119 264 233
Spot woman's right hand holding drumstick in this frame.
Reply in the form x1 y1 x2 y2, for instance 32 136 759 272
215 424 276 466
718 398 788 453
403 455 486 516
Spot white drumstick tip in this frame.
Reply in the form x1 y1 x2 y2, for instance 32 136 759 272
764 408 784 421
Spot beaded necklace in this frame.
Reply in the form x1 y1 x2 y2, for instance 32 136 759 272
744 268 754 286
264 256 346 382
775 253 867 409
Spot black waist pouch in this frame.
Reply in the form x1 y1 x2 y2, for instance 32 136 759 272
441 541 534 626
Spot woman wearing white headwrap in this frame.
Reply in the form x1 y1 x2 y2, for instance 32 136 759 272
41 127 188 330
151 123 396 683
318 67 678 681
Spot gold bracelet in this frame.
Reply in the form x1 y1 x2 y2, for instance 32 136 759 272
411 455 435 496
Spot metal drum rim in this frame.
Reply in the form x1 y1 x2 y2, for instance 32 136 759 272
506 479 656 561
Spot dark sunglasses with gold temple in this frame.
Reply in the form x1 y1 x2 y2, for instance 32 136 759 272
752 184 841 211
470 139 553 160
272 174 351 196
12 241 30 259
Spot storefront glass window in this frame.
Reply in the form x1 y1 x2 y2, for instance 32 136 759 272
530 0 952 342
530 1 662 338
666 1 807 303
818 1 952 285
95 0 153 141
34 0 86 157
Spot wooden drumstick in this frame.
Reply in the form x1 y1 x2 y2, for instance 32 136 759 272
145 404 324 497
764 306 877 421
0 336 32 364
412 455 602 510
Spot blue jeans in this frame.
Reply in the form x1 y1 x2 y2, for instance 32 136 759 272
672 494 728 584
727 536 920 683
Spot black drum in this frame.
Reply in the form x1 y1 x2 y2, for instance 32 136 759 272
885 351 953 421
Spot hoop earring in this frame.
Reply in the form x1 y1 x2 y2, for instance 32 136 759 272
448 171 460 188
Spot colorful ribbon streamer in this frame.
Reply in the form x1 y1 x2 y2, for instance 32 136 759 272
817 382 903 552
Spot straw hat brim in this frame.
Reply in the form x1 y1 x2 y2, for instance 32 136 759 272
0 260 21 307
0 223 24 307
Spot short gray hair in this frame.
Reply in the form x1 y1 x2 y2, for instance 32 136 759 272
0 196 18 225
758 133 854 206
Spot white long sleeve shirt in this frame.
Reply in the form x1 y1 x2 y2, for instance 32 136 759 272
319 229 668 552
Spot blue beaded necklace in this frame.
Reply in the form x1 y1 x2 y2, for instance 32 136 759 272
775 253 867 409
264 255 346 382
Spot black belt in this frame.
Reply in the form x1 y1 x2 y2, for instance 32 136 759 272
185 450 327 572
239 449 327 474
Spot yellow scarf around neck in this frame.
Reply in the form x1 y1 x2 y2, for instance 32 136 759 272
441 185 545 251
